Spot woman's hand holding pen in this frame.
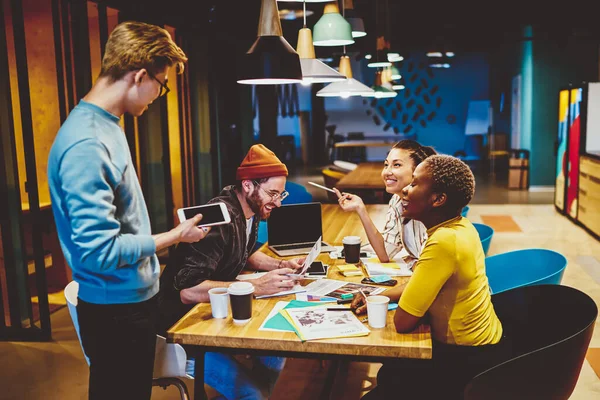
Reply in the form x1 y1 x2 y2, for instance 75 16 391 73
333 188 365 213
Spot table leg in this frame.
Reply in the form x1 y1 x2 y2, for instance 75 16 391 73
318 359 340 400
193 348 207 400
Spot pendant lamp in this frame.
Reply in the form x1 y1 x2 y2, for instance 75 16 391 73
237 0 302 85
313 2 354 46
296 1 345 85
367 36 391 68
344 0 366 38
363 70 397 98
317 55 374 97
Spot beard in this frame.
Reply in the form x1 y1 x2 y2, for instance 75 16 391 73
246 189 272 220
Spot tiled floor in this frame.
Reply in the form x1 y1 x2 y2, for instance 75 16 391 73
1 171 598 399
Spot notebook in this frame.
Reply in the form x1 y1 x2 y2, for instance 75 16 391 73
267 202 335 257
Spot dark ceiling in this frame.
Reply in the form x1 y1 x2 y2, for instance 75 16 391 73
114 0 600 56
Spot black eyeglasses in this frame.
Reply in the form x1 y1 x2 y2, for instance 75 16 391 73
148 72 170 97
252 181 289 202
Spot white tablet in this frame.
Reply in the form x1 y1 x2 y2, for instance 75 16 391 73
176 202 231 227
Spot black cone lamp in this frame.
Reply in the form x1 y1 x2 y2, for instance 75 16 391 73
237 0 303 85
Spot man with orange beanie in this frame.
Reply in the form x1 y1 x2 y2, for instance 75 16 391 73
157 144 303 399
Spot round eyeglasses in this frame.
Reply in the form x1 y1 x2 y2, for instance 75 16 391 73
253 181 289 202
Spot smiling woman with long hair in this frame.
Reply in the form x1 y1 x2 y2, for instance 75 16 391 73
354 155 509 400
334 140 436 266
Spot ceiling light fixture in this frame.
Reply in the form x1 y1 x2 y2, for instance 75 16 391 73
313 1 354 46
317 53 374 97
363 70 397 98
296 1 345 85
367 36 391 67
238 0 302 85
343 0 366 38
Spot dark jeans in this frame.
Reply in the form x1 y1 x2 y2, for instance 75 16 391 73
77 294 158 400
363 336 513 400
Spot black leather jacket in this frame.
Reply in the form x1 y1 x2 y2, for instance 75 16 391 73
157 185 259 333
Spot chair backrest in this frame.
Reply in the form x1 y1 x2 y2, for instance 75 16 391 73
153 335 189 379
63 281 189 379
464 285 597 400
282 181 313 205
485 248 567 295
333 160 357 172
461 205 470 217
64 281 90 365
472 222 494 256
322 168 346 202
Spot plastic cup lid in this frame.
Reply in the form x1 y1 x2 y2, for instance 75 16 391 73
227 281 255 295
342 236 361 245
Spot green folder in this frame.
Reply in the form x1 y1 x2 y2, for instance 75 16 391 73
263 300 325 332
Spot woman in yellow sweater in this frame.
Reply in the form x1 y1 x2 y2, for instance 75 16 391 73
354 155 509 400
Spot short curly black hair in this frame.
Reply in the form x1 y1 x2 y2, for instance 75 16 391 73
423 155 475 213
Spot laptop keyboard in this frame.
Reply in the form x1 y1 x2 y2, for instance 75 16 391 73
273 242 316 250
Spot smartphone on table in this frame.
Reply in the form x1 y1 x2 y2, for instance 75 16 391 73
305 261 328 277
176 203 231 227
361 277 397 286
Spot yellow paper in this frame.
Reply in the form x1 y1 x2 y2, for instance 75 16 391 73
365 258 401 269
338 264 360 271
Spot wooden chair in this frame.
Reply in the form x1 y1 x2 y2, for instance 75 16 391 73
321 168 347 202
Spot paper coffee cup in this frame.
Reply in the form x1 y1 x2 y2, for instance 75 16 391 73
366 295 390 329
342 236 361 264
208 288 229 319
227 282 255 324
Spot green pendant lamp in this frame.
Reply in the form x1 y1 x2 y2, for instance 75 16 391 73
237 0 303 84
363 70 397 98
313 2 354 46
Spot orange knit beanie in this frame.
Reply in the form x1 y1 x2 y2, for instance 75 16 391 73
236 144 288 180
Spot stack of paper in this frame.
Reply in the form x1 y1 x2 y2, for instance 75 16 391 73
361 258 413 277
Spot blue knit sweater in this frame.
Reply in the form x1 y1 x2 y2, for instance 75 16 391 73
48 100 158 304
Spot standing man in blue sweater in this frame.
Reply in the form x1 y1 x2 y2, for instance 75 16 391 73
48 21 208 400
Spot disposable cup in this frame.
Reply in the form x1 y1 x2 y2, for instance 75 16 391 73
342 236 361 263
208 288 229 319
366 295 390 329
227 282 255 324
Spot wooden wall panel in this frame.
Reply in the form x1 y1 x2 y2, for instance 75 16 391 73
166 25 183 221
87 1 101 84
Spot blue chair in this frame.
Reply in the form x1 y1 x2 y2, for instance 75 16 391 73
472 222 494 256
282 181 313 205
485 249 568 295
461 206 470 217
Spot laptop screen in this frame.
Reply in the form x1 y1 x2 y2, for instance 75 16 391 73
267 202 323 246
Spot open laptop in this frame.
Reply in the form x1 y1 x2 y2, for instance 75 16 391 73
267 202 336 257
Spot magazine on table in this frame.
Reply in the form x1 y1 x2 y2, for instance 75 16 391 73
280 305 370 341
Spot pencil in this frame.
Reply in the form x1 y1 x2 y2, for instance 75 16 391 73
307 181 336 193
326 308 352 311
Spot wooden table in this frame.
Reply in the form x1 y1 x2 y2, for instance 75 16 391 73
335 162 391 204
168 205 432 399
335 162 384 191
